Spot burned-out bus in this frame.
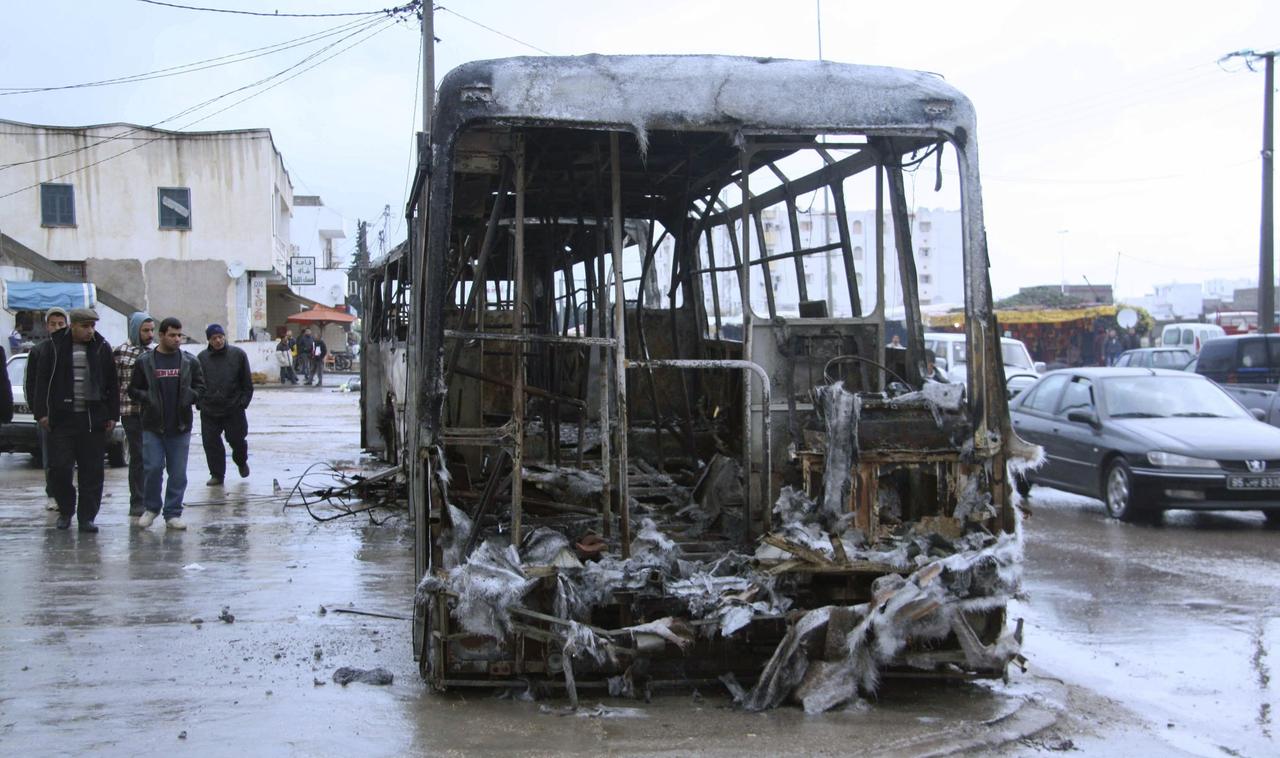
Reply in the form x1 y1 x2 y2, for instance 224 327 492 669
366 54 1029 710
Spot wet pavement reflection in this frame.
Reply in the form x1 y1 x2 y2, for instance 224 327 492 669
1017 486 1280 756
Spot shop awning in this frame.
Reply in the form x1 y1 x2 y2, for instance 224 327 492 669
2 280 96 311
928 305 1121 328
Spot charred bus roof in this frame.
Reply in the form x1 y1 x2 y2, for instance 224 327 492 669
433 54 975 142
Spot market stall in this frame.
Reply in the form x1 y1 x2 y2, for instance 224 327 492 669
927 304 1155 368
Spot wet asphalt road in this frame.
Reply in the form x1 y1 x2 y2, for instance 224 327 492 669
1014 486 1280 756
0 386 1276 756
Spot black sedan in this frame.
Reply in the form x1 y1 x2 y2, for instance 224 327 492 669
1010 367 1280 524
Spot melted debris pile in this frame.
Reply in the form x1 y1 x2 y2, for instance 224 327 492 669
416 380 1026 711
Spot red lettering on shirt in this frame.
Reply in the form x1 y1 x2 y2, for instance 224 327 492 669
155 369 180 378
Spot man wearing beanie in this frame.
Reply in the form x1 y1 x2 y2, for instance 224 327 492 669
196 324 253 486
113 312 155 525
29 308 119 532
24 307 69 511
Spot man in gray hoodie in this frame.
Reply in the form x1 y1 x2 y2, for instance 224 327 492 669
113 312 154 526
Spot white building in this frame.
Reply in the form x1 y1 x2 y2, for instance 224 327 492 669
281 194 354 349
1133 283 1204 321
0 118 295 346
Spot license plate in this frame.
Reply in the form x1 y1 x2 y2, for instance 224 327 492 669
1227 475 1280 490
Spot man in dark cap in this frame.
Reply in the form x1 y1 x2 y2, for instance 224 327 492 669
29 308 118 532
196 324 253 486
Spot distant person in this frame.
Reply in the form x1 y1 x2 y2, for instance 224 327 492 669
296 328 315 385
197 324 253 486
923 349 949 383
113 312 155 527
275 333 298 384
129 317 204 531
310 334 328 387
29 308 118 532
24 308 69 511
1104 329 1124 366
8 327 21 354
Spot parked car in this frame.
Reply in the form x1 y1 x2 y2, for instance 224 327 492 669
1010 367 1280 525
1194 334 1280 387
1 352 128 467
2 353 40 464
1159 322 1226 355
1114 347 1193 369
924 332 1042 395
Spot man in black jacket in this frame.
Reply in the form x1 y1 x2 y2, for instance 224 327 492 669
29 308 119 532
25 307 68 511
197 324 253 486
128 317 204 531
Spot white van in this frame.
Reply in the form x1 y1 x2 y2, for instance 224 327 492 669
923 332 1041 391
1159 323 1225 355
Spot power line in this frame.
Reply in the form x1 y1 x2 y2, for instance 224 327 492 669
134 0 416 18
0 15 389 172
437 5 552 56
0 15 374 96
0 16 395 200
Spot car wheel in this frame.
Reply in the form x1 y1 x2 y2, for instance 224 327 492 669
107 440 128 468
1103 458 1146 522
1264 511 1280 529
1015 472 1032 498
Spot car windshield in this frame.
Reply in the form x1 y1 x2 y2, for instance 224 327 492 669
1001 342 1033 370
1102 376 1250 419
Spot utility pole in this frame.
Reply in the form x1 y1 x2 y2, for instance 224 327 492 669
1221 49 1276 332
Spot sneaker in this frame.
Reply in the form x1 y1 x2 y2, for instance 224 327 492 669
55 515 71 530
78 521 99 533
166 517 187 531
138 511 158 529
237 462 250 478
207 476 223 487
45 497 58 511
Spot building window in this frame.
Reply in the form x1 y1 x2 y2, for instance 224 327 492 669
852 219 863 234
919 220 932 233
158 187 192 230
57 261 86 281
40 183 75 227
920 274 932 284
920 246 931 257
853 245 864 260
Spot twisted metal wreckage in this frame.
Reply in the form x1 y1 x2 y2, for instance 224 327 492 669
360 55 1038 712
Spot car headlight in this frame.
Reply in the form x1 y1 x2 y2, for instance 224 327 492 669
1147 451 1221 469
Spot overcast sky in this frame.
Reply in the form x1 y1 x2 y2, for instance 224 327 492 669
1 0 1277 299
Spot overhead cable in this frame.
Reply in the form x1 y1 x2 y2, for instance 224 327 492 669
437 5 552 55
134 0 419 19
0 17 395 199
0 15 389 173
0 15 374 95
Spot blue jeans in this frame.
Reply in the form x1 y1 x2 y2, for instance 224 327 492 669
143 431 190 519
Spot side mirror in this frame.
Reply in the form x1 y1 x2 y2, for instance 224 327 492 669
1034 361 1046 373
1066 409 1101 428
1251 408 1266 422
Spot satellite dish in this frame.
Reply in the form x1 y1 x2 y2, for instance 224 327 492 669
1116 308 1138 329
226 260 246 279
329 285 343 303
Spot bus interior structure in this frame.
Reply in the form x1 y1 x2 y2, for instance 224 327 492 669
361 54 1029 711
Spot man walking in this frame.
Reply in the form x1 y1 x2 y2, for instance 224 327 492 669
29 308 118 532
129 317 204 531
311 333 328 387
113 312 154 527
25 307 68 511
197 324 253 486
296 328 315 385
